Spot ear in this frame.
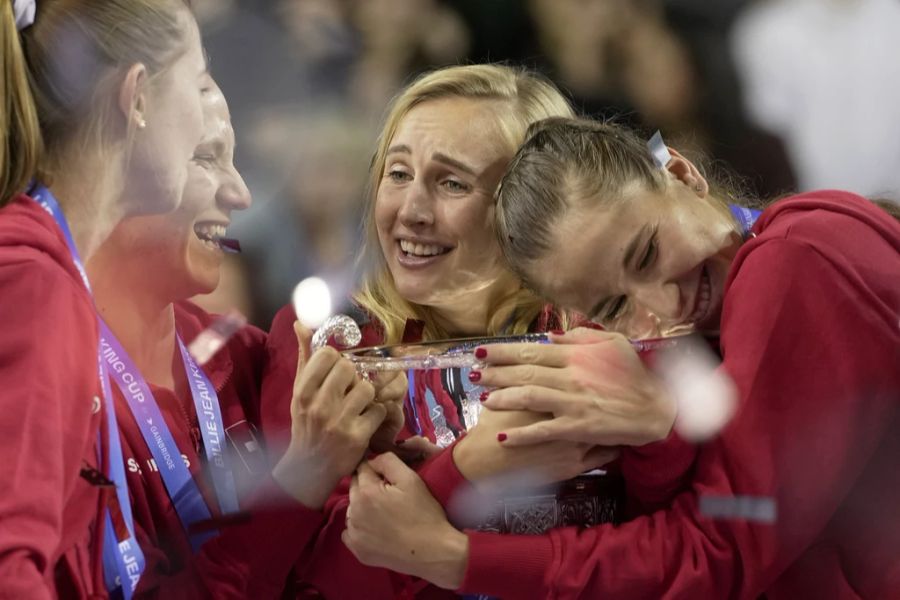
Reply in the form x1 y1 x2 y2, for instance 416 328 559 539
117 63 149 131
664 148 708 197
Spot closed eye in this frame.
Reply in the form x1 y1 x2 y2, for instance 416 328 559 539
604 296 627 321
638 232 658 271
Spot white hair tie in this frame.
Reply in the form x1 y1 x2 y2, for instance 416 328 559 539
647 130 672 169
13 0 36 31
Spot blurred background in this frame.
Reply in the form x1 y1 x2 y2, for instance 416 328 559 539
189 0 900 328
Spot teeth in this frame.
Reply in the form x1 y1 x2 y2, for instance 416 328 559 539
399 240 445 256
195 223 227 241
689 269 711 323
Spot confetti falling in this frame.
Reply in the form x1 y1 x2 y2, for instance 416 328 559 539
292 276 333 329
655 336 738 442
186 309 247 365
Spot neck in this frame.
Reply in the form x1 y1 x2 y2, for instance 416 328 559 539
89 251 178 389
49 162 126 262
429 272 521 338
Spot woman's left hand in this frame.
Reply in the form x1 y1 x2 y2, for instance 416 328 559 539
342 453 468 590
478 327 676 447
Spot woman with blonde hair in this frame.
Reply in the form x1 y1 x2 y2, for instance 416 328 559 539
261 64 682 598
86 85 387 599
0 0 208 596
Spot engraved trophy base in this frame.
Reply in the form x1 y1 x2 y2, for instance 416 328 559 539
478 471 624 534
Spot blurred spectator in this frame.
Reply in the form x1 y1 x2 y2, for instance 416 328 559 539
664 0 797 198
732 0 900 200
528 0 698 137
346 0 471 116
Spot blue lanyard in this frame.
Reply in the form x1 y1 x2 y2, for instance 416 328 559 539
177 336 240 515
99 325 228 552
728 204 762 238
28 184 146 599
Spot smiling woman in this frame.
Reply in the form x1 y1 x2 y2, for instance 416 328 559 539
353 64 577 344
338 115 900 599
372 95 521 337
85 84 387 598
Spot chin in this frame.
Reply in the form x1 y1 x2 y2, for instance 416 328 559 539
180 265 220 300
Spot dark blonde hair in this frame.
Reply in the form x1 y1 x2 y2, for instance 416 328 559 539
496 117 759 290
354 64 576 343
496 117 900 292
1 0 194 205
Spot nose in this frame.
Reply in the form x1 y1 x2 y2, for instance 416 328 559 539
629 279 682 324
217 165 252 212
397 181 434 227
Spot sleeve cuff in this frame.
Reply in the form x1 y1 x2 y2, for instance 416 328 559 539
457 530 554 599
416 440 468 508
623 430 697 487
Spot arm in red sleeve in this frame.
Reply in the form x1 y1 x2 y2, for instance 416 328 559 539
458 238 900 599
132 473 325 600
0 257 100 599
619 431 698 516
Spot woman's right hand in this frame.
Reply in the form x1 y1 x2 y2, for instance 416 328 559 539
272 322 386 509
452 407 618 492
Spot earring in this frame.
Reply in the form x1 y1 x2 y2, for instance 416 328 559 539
137 118 147 130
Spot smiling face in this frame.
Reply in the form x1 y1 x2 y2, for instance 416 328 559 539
531 179 742 337
108 87 251 298
374 96 518 310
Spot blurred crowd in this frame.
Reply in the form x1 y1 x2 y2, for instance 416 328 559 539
189 0 900 328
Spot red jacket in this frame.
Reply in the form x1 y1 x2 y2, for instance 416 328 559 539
458 191 900 599
261 304 697 598
0 196 106 599
115 301 324 599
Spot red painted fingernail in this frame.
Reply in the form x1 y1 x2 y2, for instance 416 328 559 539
474 347 487 359
551 329 565 335
468 370 481 382
479 391 489 402
497 433 508 442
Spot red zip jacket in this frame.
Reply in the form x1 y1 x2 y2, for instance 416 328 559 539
261 304 697 598
114 301 324 599
458 191 900 599
0 195 106 599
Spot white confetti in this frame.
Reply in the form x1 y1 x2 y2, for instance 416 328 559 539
292 277 333 329
186 309 247 365
655 337 738 442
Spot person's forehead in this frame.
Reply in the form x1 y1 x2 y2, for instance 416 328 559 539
394 98 509 160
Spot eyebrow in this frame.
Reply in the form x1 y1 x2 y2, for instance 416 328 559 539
432 152 476 176
384 145 477 176
587 224 651 319
386 144 410 156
